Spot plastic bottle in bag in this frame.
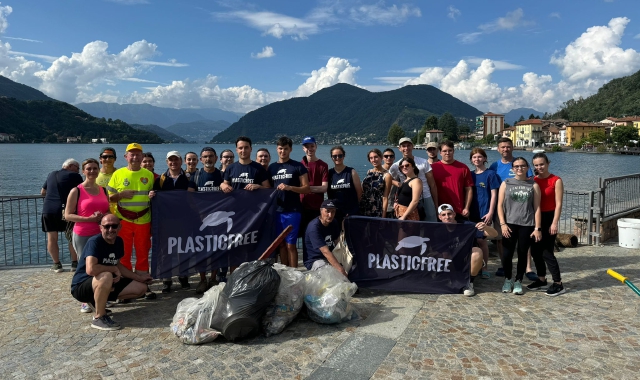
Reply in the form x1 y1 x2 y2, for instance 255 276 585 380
170 284 224 345
262 263 305 337
304 264 358 324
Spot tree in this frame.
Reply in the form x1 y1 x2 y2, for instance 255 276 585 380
504 122 511 128
438 112 459 142
529 113 535 119
424 115 438 130
611 125 640 145
587 130 607 144
387 124 405 145
518 115 525 123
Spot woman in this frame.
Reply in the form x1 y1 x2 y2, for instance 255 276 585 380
96 147 117 188
382 148 398 218
219 149 235 172
142 152 159 180
470 148 500 279
529 153 565 296
497 157 542 295
65 158 110 312
185 152 199 179
394 157 423 221
327 146 362 224
359 149 391 217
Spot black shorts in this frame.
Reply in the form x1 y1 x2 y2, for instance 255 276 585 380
42 213 69 232
71 276 134 304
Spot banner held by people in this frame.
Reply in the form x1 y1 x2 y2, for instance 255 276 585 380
151 189 277 278
345 216 477 294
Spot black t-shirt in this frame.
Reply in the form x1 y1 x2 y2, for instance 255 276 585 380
303 217 341 269
71 234 124 292
153 170 191 191
328 166 359 215
268 159 308 213
188 168 224 192
42 169 83 214
223 161 269 190
432 221 484 253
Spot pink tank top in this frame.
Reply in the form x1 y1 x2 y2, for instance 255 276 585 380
73 184 110 236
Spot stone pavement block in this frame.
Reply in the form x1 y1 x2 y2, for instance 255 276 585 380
319 334 396 377
306 366 371 380
356 295 423 339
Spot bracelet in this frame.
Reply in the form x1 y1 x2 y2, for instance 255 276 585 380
500 223 506 226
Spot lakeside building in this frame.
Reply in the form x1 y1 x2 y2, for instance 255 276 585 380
564 122 608 146
480 112 504 138
424 129 444 144
514 119 543 147
502 126 516 142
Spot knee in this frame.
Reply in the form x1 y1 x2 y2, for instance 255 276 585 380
471 249 483 264
94 272 114 287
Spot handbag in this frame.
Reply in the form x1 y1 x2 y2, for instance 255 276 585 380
331 230 353 273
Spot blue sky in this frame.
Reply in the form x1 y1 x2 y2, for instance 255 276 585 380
1 0 640 114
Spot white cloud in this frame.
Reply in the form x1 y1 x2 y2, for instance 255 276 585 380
121 77 162 84
251 46 275 59
349 3 421 25
634 33 640 39
140 59 189 67
8 50 57 62
448 5 461 21
215 11 319 40
388 67 430 74
458 8 533 43
3 36 42 43
374 76 414 85
466 57 524 70
549 12 561 19
457 32 482 44
292 57 360 97
0 2 12 33
550 17 640 82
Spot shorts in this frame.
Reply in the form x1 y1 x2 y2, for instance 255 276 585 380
72 276 134 304
42 213 69 232
275 211 302 244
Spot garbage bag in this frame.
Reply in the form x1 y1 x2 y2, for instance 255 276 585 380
304 264 359 324
170 284 224 345
262 263 305 337
211 260 280 341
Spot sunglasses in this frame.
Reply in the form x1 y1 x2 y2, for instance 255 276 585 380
383 155 395 158
100 155 115 159
101 224 119 230
513 165 528 169
399 164 411 169
331 154 344 159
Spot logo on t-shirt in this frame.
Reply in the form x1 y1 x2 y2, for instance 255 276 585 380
123 178 130 186
272 168 293 180
325 235 334 248
232 172 253 184
200 211 236 233
103 252 118 265
332 178 350 189
140 177 148 185
395 236 430 255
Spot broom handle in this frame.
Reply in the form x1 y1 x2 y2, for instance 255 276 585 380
258 225 293 260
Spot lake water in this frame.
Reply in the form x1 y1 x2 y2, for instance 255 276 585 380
1 143 639 195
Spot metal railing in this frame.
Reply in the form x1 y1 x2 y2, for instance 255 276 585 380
559 190 597 246
599 173 640 221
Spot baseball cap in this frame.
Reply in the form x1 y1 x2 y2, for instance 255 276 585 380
126 143 143 152
398 137 413 145
100 146 116 156
321 199 337 209
426 142 438 149
166 150 181 159
438 204 454 214
302 136 316 145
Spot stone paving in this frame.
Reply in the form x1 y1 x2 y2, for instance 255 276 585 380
1 241 640 379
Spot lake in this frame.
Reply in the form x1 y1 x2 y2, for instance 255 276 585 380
1 143 639 195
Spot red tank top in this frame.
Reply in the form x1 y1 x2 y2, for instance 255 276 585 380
534 174 560 212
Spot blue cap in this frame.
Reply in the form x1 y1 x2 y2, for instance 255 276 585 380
321 199 337 209
302 136 316 145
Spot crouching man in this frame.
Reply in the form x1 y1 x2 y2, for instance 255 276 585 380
438 204 497 297
303 199 347 277
70 214 152 330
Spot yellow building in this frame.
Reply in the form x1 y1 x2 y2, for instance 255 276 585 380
514 119 543 147
502 126 516 142
565 122 607 146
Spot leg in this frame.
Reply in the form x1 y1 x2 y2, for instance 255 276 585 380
92 272 115 317
422 197 437 222
286 243 298 269
132 222 151 272
278 244 289 266
116 279 147 300
470 248 483 277
477 238 489 275
47 231 60 263
530 240 548 281
118 220 134 271
514 226 534 282
500 225 518 280
68 240 78 262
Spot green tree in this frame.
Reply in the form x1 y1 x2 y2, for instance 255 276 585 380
528 113 535 119
438 112 459 142
518 115 525 123
572 138 586 150
611 125 640 145
587 130 607 144
425 115 438 130
387 124 405 145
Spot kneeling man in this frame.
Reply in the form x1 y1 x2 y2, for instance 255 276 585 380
438 204 497 296
303 199 347 277
70 214 152 330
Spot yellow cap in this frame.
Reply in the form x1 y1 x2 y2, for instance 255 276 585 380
126 143 143 152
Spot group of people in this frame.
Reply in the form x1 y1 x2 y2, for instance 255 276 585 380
41 135 565 331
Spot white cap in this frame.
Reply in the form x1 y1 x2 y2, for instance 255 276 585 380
166 150 181 159
438 204 454 214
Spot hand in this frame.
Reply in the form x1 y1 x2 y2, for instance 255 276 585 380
501 224 511 238
475 222 486 231
119 190 135 199
138 272 153 284
112 268 121 283
550 222 558 235
482 213 493 225
462 208 470 217
531 230 542 242
276 183 288 191
148 190 156 199
91 211 103 222
244 184 259 191
221 183 233 193
335 265 348 278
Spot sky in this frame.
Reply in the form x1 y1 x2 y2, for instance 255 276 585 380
1 0 640 115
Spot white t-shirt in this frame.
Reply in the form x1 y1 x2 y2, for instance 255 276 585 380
389 155 432 199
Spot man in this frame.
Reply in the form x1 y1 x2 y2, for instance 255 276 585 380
268 136 310 267
184 152 199 180
437 204 497 296
41 158 83 272
382 148 398 218
70 214 152 330
303 199 346 277
488 137 534 277
431 141 474 222
106 143 156 299
425 142 440 165
221 136 270 192
153 151 192 292
256 148 271 171
188 147 225 293
300 136 329 241
96 147 117 188
389 137 439 221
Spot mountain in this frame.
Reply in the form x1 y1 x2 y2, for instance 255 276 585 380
0 75 53 101
166 120 230 143
504 108 545 125
76 102 242 127
551 69 640 121
212 83 483 143
130 124 188 143
0 97 164 143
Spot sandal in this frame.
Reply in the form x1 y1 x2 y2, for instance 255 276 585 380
481 271 490 279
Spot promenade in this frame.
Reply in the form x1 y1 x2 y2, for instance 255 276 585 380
1 241 639 379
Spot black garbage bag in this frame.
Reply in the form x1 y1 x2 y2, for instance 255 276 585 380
210 260 280 341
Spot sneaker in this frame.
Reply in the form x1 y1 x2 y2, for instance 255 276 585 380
178 276 191 289
71 261 78 272
80 303 92 313
144 286 157 300
526 279 548 291
463 283 475 297
513 280 523 295
195 279 209 295
51 262 63 273
495 267 504 277
161 281 172 294
91 315 122 331
502 279 513 293
546 282 566 297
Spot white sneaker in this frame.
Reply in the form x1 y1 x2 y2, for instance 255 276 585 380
463 283 475 297
80 303 92 313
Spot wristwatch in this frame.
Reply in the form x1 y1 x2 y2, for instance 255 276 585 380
534 228 541 231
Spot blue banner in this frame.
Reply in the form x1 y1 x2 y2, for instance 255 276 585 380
151 189 278 278
345 216 477 294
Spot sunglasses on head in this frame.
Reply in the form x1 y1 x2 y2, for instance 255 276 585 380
331 154 344 159
383 154 395 158
101 224 119 230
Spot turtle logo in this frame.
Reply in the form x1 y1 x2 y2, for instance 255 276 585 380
239 173 249 178
123 178 130 186
204 181 215 187
336 179 345 184
395 236 431 255
199 211 236 232
277 168 287 175
108 253 115 260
